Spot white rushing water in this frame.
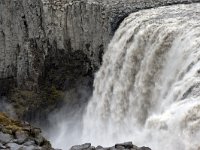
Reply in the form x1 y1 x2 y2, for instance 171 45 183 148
81 3 200 150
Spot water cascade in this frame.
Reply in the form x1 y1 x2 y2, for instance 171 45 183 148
82 3 200 150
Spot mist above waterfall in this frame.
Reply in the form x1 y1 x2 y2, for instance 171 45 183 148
82 3 200 150
46 78 93 150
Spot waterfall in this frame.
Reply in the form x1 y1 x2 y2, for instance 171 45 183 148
82 3 200 150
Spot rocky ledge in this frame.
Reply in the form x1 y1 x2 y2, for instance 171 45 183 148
70 142 151 150
0 112 53 150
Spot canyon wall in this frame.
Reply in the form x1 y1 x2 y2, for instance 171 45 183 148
0 0 46 92
1 0 200 123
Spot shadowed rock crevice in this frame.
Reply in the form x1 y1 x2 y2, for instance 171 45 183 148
41 40 94 91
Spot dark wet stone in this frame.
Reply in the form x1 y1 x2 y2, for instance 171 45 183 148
70 142 151 150
115 142 134 149
15 130 29 144
70 143 92 150
138 147 151 150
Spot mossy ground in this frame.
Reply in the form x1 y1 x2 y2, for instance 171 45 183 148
0 112 23 133
0 112 52 148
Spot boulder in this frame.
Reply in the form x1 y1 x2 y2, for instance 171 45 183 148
71 143 92 150
138 147 151 150
0 132 13 144
70 142 151 150
15 130 29 144
0 113 53 150
115 142 136 149
0 143 6 149
6 142 23 150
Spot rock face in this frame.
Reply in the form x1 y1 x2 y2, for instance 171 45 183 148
0 112 53 149
42 0 200 74
1 0 200 91
0 0 47 93
70 142 151 150
1 0 200 123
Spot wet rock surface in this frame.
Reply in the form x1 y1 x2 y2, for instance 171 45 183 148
70 142 151 150
0 112 53 150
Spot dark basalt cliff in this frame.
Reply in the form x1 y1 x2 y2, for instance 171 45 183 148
0 0 200 124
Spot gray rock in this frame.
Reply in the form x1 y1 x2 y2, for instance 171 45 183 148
70 142 151 150
6 142 23 150
70 143 91 150
31 128 42 137
115 145 124 149
15 131 29 144
115 142 134 149
22 145 41 150
23 140 35 146
0 0 46 91
34 134 44 146
0 115 53 149
138 147 151 150
109 146 117 150
96 146 104 150
0 143 7 149
0 132 13 144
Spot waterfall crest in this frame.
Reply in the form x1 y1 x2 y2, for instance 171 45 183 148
82 4 200 150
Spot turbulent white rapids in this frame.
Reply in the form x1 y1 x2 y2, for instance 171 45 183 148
81 4 200 150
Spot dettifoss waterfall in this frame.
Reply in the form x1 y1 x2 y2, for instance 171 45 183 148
52 3 200 150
